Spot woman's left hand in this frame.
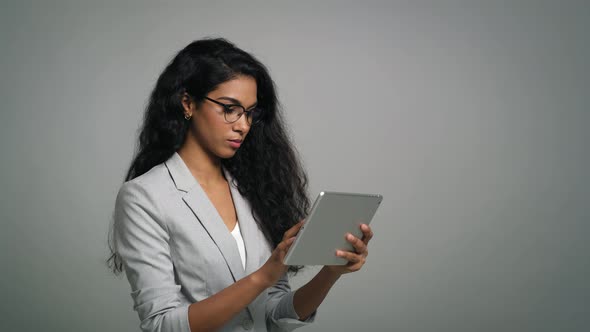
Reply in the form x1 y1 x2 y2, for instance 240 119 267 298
325 223 374 275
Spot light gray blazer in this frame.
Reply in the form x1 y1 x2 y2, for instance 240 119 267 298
114 152 315 332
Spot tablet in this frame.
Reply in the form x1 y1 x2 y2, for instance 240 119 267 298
283 191 383 266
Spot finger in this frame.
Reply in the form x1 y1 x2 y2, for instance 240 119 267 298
336 250 365 264
360 224 374 244
277 237 297 265
278 236 296 253
346 233 368 256
347 261 364 272
283 220 305 240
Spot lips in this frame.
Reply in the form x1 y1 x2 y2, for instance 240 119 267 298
228 139 242 149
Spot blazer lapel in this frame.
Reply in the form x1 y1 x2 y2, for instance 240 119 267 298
223 168 267 317
223 168 264 276
165 152 245 283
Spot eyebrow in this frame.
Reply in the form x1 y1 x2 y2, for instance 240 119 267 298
217 96 258 110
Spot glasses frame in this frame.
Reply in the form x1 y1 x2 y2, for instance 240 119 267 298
203 96 262 125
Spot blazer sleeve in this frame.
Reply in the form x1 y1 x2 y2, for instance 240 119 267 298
265 272 317 332
114 181 191 332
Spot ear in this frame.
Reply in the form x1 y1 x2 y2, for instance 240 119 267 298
181 92 193 113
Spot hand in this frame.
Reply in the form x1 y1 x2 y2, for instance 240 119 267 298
325 223 374 275
254 220 305 287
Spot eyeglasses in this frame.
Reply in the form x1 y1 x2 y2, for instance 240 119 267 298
204 97 263 125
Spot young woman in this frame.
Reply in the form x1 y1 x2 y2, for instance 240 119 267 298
108 37 374 332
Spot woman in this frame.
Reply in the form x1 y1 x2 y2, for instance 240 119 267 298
108 37 374 332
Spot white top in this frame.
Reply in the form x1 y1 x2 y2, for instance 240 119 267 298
230 221 246 269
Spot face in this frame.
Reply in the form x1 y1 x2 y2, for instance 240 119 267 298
182 75 258 159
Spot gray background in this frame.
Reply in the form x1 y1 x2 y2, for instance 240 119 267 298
1 0 588 331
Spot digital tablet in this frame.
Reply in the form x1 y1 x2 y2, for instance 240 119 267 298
283 191 383 266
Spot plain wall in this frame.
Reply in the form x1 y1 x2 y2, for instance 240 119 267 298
1 1 588 331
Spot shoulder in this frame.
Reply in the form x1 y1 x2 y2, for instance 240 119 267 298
114 162 177 219
118 162 175 199
113 162 181 240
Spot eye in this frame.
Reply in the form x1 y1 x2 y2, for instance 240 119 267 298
224 105 241 115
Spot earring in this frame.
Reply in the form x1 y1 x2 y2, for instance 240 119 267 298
184 113 192 120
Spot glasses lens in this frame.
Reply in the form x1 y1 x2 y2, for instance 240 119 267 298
249 109 263 124
224 105 244 123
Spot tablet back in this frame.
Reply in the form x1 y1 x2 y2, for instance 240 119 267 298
283 191 382 266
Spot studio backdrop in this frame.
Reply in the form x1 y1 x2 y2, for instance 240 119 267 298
1 1 589 331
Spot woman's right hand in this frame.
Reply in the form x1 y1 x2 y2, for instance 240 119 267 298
254 220 305 288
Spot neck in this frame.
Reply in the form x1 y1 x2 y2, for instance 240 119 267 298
177 136 225 187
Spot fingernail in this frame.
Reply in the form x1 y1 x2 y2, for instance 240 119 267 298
347 234 354 241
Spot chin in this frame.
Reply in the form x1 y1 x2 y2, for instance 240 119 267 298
217 148 238 159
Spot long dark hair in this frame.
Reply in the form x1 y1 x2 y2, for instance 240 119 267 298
107 38 309 274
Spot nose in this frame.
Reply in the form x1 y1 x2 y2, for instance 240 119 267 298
232 113 250 133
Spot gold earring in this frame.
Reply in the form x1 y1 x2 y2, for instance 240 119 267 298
184 113 192 120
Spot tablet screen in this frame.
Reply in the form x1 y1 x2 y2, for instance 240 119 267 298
283 191 382 266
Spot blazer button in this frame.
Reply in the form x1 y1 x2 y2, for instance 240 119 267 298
241 317 253 330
